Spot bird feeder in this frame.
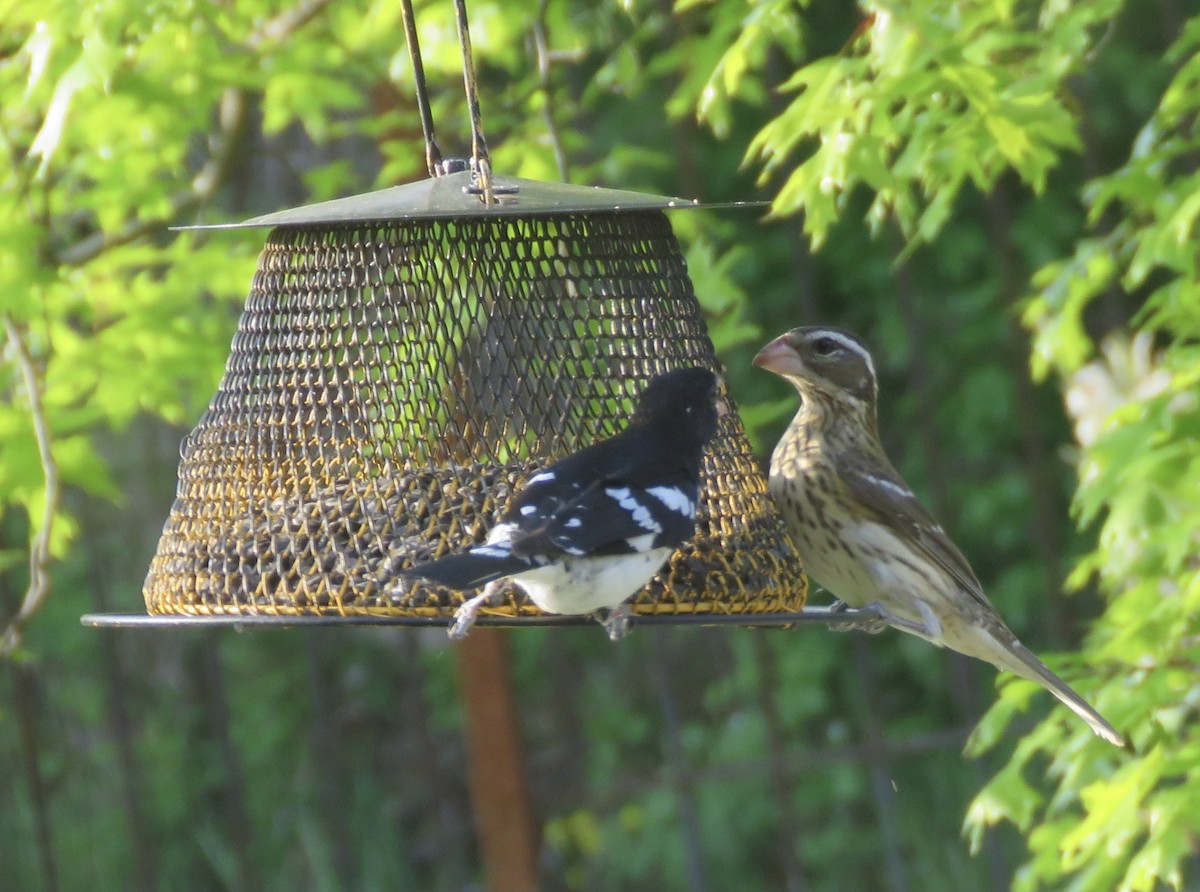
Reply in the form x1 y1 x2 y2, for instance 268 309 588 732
82 0 863 632
135 168 808 624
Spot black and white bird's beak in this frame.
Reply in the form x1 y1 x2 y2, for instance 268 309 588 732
752 334 804 377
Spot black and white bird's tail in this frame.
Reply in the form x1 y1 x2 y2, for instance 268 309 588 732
403 550 534 591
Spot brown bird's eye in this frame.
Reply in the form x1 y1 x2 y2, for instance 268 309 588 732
812 336 838 356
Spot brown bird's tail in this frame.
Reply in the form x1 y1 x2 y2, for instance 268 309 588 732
1003 640 1129 750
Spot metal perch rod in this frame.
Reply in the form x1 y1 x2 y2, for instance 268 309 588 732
81 606 890 631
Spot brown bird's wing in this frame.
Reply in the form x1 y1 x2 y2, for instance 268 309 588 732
839 456 1128 748
838 456 1001 620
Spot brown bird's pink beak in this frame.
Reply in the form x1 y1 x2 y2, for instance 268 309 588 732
752 335 805 376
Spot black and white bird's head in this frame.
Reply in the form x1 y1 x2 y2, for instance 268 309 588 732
632 367 726 449
753 326 879 411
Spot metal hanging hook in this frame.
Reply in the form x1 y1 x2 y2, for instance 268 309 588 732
451 0 518 202
453 0 505 204
399 0 444 178
399 0 515 201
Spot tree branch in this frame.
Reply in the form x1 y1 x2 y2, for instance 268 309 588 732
55 86 249 266
55 0 338 266
532 0 570 182
1 316 60 659
244 0 336 50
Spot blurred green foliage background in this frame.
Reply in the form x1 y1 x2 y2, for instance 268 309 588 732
2 1 1198 890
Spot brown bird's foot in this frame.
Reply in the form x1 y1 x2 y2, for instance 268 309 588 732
824 600 935 636
914 600 943 638
860 600 941 638
825 601 889 634
596 603 633 641
448 581 503 640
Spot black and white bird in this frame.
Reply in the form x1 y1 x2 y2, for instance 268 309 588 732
403 367 726 640
754 326 1126 748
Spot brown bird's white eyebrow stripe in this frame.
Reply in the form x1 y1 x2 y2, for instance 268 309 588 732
807 329 876 380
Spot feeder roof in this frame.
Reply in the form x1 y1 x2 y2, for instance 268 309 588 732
179 171 763 229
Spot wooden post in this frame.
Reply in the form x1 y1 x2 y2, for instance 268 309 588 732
454 630 540 892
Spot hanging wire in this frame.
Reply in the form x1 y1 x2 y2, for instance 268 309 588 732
453 0 497 203
399 0 444 177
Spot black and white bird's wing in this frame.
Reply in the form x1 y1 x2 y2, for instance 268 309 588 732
508 470 698 560
406 460 697 590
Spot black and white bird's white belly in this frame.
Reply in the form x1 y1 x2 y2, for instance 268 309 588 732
506 547 673 615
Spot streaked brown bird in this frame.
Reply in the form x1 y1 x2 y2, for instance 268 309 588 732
754 325 1126 748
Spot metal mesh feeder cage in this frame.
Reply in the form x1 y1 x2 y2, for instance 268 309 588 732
135 172 809 625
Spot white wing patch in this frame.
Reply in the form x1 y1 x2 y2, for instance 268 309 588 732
527 471 556 485
862 473 914 500
646 485 695 518
565 517 582 528
605 486 663 534
485 521 518 545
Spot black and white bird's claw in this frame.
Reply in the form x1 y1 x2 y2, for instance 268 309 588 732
447 582 502 640
447 606 478 640
598 604 633 641
826 602 890 635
